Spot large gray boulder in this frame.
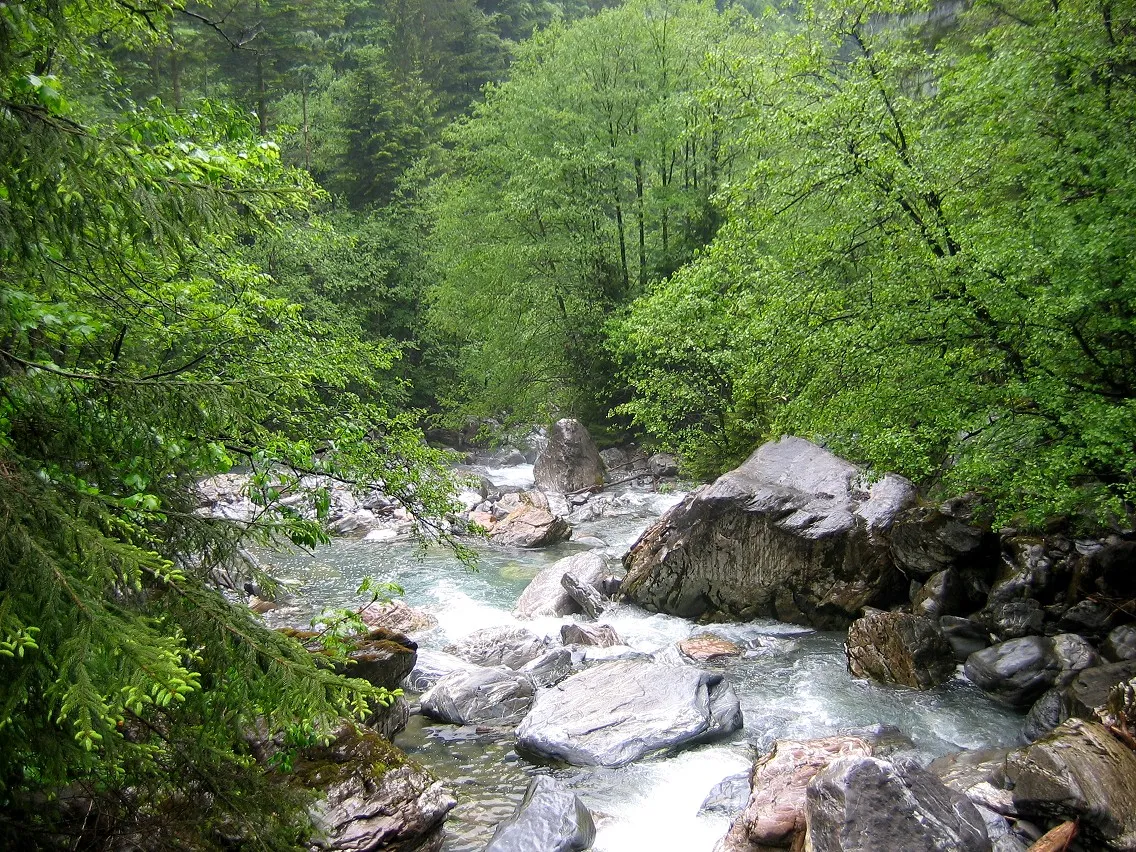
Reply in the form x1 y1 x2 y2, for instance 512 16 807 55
299 725 456 852
446 625 551 670
515 660 742 767
805 756 990 852
420 666 535 726
1006 719 1136 850
721 735 873 852
963 635 1097 709
621 437 914 628
482 775 595 852
533 419 604 494
846 609 957 690
515 552 608 619
888 500 989 580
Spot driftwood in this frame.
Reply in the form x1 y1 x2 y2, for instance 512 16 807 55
1027 821 1077 852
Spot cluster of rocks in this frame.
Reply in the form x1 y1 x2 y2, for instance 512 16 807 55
453 418 683 549
618 434 1136 850
405 552 743 773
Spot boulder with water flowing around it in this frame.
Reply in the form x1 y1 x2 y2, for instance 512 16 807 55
483 775 596 852
515 659 742 767
620 437 915 628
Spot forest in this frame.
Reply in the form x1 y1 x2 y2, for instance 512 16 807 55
1 0 1134 846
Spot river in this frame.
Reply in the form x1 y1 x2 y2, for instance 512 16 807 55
263 463 1024 852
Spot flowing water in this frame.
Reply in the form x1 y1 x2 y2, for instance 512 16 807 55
263 464 1025 852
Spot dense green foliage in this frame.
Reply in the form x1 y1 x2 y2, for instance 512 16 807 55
428 0 747 425
3 0 1136 844
0 0 458 845
615 0 1136 524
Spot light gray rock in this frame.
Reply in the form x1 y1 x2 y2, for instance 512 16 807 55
648 452 679 477
446 626 551 670
421 666 535 726
515 552 608 619
405 649 482 692
846 609 956 690
533 419 604 494
700 772 751 817
519 648 576 688
621 437 914 628
561 572 606 619
482 775 595 852
1006 718 1136 850
515 660 742 767
490 503 571 548
805 756 990 852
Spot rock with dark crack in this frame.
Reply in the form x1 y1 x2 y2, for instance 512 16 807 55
516 552 608 619
420 666 535 726
298 724 456 852
1006 718 1136 850
721 735 873 851
533 418 604 495
846 609 957 690
482 775 595 852
515 659 742 767
805 756 990 852
620 437 914 628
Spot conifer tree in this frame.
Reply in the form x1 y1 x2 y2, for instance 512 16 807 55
0 1 457 845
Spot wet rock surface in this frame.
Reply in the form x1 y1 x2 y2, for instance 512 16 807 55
1006 719 1136 849
621 437 915 628
515 659 742 767
846 609 957 690
806 756 991 852
482 775 595 852
721 735 873 851
446 625 551 670
515 552 608 619
420 666 535 726
963 635 1097 709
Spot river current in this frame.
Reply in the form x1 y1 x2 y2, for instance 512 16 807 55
263 463 1024 852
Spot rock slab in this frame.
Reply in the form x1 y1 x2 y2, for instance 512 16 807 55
483 775 595 852
1006 718 1136 849
621 437 914 628
515 660 742 767
516 552 609 619
421 666 535 726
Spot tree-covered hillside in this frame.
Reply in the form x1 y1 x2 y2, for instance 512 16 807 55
2 0 1135 845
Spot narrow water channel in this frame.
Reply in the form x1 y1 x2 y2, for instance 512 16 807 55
264 464 1024 852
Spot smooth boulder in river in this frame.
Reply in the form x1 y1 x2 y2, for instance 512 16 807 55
515 552 608 619
533 418 604 494
483 775 595 852
620 436 914 628
515 659 742 767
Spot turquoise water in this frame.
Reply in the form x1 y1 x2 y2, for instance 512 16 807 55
262 470 1024 852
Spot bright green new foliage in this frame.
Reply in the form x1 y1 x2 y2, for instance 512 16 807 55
0 0 456 845
615 0 1136 526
